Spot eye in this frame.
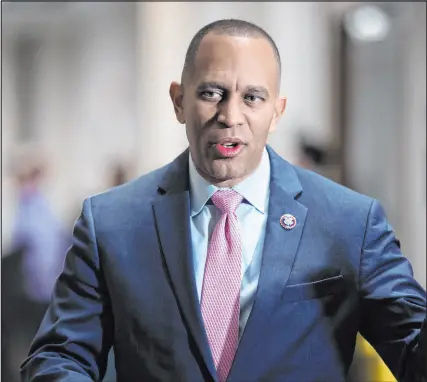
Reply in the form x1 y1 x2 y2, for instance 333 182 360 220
244 94 264 103
200 90 223 102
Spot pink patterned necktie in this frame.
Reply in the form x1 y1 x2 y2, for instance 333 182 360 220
201 189 243 382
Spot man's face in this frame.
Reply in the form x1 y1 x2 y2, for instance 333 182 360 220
170 33 286 187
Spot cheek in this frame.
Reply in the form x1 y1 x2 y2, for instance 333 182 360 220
196 103 217 121
187 103 211 125
248 114 274 140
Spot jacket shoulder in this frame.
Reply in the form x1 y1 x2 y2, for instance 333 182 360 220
86 163 170 219
294 165 374 216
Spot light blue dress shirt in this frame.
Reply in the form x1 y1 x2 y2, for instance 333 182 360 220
188 149 270 339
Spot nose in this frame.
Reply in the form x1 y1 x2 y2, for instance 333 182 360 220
217 94 245 128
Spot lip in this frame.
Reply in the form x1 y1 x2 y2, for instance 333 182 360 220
215 137 245 146
209 137 246 146
210 138 246 158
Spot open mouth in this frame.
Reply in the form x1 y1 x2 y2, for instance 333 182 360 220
213 138 245 157
220 142 239 148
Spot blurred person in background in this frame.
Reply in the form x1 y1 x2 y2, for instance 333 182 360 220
11 158 69 305
107 160 136 189
21 19 426 382
295 135 326 173
2 154 70 382
109 162 129 187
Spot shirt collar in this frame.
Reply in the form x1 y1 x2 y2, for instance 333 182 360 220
189 148 270 217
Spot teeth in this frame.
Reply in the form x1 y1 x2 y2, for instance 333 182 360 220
222 143 236 147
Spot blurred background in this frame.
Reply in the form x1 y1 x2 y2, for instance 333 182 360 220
1 2 425 381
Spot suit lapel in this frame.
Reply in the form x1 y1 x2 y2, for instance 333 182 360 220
230 146 308 375
152 149 217 381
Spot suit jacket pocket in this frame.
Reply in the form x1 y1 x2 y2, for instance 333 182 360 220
282 274 344 302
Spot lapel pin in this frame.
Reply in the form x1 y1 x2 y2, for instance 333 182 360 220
280 214 297 230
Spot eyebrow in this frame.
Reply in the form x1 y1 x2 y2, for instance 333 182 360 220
247 86 269 98
196 82 270 98
196 82 228 92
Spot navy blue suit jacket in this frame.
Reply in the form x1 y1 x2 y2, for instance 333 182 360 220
21 146 426 382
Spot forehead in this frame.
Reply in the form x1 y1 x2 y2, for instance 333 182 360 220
190 33 279 90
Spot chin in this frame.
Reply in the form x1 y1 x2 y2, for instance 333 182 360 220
209 163 245 185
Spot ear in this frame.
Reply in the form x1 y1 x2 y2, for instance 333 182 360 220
169 82 186 124
269 96 287 133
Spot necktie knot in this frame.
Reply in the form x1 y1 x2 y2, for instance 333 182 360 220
211 189 243 214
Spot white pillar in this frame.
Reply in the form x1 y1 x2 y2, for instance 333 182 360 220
136 3 193 174
261 2 334 163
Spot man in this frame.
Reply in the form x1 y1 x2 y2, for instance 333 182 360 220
21 19 426 382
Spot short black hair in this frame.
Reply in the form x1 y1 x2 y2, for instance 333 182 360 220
181 19 281 86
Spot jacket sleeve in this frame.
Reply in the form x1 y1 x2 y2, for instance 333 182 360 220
359 199 427 382
21 198 114 382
